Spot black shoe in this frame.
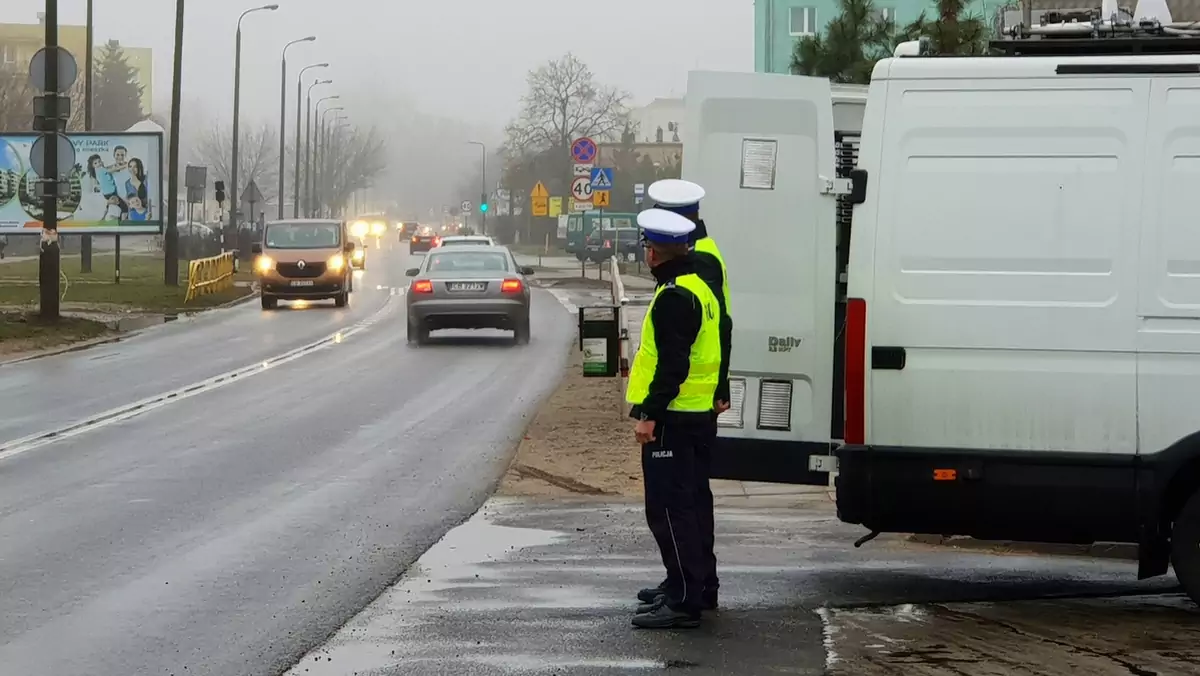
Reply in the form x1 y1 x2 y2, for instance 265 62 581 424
631 603 701 629
636 580 668 604
637 594 666 614
702 588 718 611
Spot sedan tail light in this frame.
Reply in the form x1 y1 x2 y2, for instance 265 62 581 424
411 236 418 242
501 279 522 293
412 280 433 293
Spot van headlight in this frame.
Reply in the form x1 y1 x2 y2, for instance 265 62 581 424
255 255 274 273
370 222 386 236
352 248 364 261
328 253 345 271
350 221 369 238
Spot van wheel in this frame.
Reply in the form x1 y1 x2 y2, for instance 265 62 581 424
1171 487 1200 606
334 291 348 308
261 295 277 310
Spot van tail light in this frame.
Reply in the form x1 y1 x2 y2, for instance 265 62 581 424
604 239 612 248
501 278 522 293
844 298 867 445
412 279 433 293
433 237 441 246
412 236 418 242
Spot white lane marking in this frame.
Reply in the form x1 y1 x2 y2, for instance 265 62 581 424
547 289 576 314
0 297 396 463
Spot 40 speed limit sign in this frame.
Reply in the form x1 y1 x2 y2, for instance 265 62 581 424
571 176 593 203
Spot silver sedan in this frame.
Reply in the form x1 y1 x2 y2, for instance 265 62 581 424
405 245 534 345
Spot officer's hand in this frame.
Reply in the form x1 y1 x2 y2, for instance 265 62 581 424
635 420 656 444
715 400 730 414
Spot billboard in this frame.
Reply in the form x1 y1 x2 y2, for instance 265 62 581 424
0 131 163 235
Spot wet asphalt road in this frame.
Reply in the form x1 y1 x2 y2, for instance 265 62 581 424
0 244 578 676
0 241 399 443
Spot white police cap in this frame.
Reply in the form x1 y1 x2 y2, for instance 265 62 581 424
647 179 705 213
637 208 696 244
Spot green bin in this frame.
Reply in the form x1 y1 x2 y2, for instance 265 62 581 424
578 305 621 377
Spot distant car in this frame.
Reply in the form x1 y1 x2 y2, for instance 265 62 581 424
350 240 367 269
409 226 438 254
435 235 495 248
405 245 535 345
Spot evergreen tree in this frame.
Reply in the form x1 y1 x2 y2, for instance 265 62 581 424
790 0 894 84
897 0 990 56
93 40 145 131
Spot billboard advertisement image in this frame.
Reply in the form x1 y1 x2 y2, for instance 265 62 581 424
0 132 163 235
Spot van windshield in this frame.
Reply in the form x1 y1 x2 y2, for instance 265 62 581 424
264 223 341 249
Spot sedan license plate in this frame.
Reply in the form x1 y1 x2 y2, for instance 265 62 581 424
448 282 486 292
290 280 314 287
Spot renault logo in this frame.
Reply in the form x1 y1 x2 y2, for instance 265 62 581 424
297 260 306 269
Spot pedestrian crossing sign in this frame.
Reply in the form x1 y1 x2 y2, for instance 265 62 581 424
590 167 613 190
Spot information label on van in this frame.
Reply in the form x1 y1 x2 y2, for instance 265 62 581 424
740 139 778 190
768 336 802 352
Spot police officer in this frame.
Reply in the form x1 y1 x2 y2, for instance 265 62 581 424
627 208 722 630
636 179 731 612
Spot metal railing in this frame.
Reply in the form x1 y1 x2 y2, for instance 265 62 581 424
610 255 630 377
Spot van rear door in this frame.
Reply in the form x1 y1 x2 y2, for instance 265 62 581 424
682 71 841 483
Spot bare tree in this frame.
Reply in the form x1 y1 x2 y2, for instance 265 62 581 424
315 124 387 214
505 54 629 154
190 120 279 205
0 69 86 131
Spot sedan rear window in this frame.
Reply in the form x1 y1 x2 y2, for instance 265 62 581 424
427 252 510 272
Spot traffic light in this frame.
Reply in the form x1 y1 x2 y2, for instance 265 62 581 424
214 180 226 204
479 202 488 213
479 192 488 213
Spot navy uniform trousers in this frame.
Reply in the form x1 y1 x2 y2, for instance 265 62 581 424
642 418 714 613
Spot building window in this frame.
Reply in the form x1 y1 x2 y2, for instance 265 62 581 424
1 44 16 65
789 7 818 36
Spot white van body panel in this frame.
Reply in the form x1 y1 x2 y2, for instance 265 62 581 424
682 71 839 446
852 56 1160 456
1138 76 1200 454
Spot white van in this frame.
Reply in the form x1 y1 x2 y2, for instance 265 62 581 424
684 43 1200 604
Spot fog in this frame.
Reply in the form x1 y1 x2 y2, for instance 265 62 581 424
1 0 752 214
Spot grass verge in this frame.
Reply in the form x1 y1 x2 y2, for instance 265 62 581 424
0 312 114 358
0 253 255 312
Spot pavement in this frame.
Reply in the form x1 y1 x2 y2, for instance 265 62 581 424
0 240 603 676
283 493 1188 676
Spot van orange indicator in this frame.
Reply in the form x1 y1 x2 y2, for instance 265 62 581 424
933 469 957 481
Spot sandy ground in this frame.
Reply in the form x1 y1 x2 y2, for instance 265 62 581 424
499 344 643 500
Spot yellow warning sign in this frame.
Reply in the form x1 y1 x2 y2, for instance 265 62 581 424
593 190 610 207
549 196 562 217
531 181 549 198
531 196 548 217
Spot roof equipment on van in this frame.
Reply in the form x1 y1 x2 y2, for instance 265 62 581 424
992 0 1200 54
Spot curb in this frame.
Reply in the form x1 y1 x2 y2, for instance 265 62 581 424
908 534 1138 560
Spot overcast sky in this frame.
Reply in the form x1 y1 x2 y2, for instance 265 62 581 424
3 0 752 129
3 0 752 212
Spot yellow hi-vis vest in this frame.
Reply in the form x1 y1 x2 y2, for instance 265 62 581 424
625 273 722 412
693 237 731 315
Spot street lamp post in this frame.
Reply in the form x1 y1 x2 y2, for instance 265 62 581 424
277 35 315 219
295 64 327 218
312 98 339 216
164 0 185 285
305 85 332 217
467 141 486 234
230 3 278 246
82 0 94 273
317 106 343 217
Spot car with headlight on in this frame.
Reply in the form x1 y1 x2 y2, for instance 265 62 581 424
252 219 355 310
405 245 535 345
349 243 367 270
409 225 439 254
